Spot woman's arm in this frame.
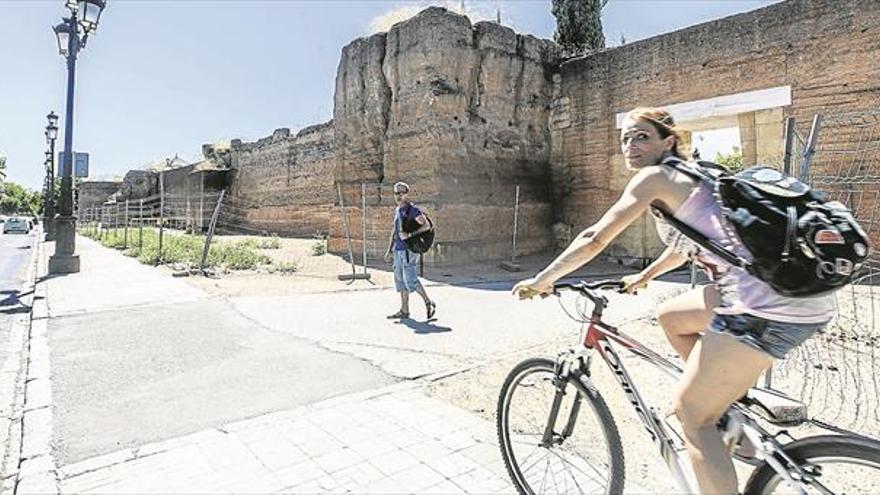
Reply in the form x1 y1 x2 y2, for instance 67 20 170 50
513 167 667 297
622 245 688 293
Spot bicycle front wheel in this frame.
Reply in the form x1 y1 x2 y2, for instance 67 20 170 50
497 357 625 494
744 434 880 494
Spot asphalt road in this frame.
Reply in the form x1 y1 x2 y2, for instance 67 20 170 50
0 229 35 356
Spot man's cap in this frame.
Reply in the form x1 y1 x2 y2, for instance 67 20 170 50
393 181 410 193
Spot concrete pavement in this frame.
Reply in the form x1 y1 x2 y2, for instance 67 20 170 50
13 235 664 494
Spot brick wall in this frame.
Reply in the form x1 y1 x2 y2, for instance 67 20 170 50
226 123 335 237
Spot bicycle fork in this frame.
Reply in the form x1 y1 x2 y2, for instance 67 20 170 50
540 351 583 448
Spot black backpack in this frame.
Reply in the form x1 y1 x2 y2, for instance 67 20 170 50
401 204 435 254
655 159 871 297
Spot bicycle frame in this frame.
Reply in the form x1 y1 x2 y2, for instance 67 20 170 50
558 292 812 494
577 314 699 493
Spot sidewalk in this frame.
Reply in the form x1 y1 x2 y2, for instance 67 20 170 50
18 237 518 494
16 236 661 494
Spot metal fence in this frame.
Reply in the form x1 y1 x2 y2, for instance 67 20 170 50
772 109 880 430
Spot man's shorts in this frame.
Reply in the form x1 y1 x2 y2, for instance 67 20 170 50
393 249 421 293
708 313 829 359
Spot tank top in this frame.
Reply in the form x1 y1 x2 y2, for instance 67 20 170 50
656 167 836 324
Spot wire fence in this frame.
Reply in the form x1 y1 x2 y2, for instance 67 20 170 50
75 186 378 282
769 109 880 431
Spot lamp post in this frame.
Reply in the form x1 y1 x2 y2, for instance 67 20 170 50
49 0 106 274
44 111 59 241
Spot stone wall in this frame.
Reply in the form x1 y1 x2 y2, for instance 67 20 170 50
225 123 335 237
77 181 121 211
330 7 561 264
554 0 880 260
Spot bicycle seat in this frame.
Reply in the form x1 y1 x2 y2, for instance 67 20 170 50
739 387 808 426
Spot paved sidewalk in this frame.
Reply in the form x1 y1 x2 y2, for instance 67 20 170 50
59 384 512 494
19 237 522 494
18 235 656 494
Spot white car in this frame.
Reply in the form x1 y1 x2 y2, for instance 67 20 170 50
2 217 30 234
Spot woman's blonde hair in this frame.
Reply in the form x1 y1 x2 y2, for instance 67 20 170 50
623 107 690 161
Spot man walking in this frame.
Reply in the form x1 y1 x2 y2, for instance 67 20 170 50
384 181 436 320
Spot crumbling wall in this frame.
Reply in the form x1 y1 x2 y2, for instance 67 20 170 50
331 7 561 264
226 123 335 237
77 181 121 211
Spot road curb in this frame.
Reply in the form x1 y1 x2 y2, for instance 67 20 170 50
14 239 60 495
0 234 39 492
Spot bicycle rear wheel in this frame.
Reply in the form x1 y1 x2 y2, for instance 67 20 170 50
497 357 625 494
744 434 880 494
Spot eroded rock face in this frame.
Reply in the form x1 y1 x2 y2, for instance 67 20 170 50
116 170 158 201
332 7 561 264
225 123 335 237
78 181 122 212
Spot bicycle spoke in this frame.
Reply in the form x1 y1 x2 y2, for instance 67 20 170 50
547 446 610 485
498 359 624 495
521 447 553 478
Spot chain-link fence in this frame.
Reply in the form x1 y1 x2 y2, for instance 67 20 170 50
771 109 880 431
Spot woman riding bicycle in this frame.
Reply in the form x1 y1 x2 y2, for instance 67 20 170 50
512 106 835 494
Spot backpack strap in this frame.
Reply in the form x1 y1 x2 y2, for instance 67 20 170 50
651 204 752 271
660 157 722 184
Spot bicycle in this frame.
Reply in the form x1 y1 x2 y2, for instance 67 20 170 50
497 279 880 494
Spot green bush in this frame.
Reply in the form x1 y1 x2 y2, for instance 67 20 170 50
270 260 299 274
256 234 281 249
311 233 327 256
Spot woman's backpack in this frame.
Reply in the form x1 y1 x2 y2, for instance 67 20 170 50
401 204 435 254
656 159 871 297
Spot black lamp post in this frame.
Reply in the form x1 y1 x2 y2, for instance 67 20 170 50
44 111 59 241
49 0 106 274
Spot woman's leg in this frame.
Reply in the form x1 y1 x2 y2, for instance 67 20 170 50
656 284 719 360
675 331 773 494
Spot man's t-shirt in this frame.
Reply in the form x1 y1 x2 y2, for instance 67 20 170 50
392 203 422 251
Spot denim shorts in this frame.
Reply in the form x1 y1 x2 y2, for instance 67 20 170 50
393 249 421 293
708 313 829 359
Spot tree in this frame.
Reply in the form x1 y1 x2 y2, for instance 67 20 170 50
0 182 42 216
715 147 745 173
551 0 609 57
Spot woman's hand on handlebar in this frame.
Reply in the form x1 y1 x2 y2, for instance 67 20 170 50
620 273 649 294
512 277 555 300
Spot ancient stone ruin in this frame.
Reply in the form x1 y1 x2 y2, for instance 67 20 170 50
84 0 879 266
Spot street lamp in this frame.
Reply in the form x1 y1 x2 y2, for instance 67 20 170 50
44 111 59 241
49 0 106 274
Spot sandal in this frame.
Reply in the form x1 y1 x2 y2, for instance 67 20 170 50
387 310 409 319
426 301 436 319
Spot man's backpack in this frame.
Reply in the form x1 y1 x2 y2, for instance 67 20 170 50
401 204 435 254
655 159 871 297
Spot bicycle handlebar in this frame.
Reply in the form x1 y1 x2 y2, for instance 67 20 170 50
554 279 625 294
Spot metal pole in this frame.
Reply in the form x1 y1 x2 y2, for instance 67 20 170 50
138 199 144 252
781 116 796 175
337 183 356 278
123 199 129 248
45 133 56 241
158 170 165 263
200 190 226 273
799 114 823 181
199 175 205 233
512 185 520 264
362 182 368 274
49 13 81 273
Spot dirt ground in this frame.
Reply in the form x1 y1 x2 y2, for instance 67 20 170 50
173 234 880 493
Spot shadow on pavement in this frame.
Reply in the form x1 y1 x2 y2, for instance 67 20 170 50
396 318 452 334
0 289 31 314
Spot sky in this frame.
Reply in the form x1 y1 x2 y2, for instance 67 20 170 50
1 0 779 191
